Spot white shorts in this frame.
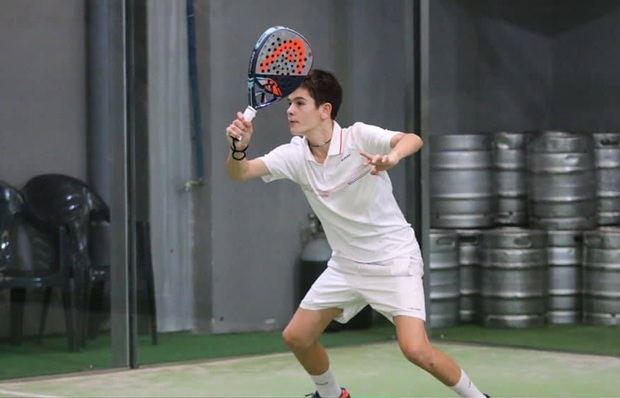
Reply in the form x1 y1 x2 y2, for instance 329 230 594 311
299 266 426 323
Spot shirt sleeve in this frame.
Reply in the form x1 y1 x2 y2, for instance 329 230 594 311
352 122 400 155
258 137 303 184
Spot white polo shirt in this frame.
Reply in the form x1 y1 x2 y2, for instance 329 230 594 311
260 121 422 276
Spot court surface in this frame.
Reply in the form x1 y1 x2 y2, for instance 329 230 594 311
1 341 619 397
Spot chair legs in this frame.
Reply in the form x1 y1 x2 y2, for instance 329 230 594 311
37 227 80 351
73 254 89 349
86 279 106 340
9 288 26 345
33 221 158 349
38 286 53 343
37 285 79 351
61 283 78 351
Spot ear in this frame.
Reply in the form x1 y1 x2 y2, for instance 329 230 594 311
319 102 332 120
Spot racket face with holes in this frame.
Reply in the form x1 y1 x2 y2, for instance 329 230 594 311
247 26 313 110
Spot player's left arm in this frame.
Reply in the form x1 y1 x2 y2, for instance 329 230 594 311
360 133 423 175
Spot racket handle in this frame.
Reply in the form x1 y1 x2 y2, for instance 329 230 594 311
242 106 257 122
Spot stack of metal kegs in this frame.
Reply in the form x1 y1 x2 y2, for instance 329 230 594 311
429 130 620 328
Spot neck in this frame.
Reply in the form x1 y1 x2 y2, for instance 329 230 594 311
306 120 334 148
308 137 331 148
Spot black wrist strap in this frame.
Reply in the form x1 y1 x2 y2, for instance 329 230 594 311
230 140 248 161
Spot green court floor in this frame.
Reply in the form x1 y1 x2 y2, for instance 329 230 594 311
1 341 619 397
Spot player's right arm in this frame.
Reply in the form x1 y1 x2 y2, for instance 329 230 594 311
225 112 270 182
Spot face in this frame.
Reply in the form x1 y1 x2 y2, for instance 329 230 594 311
286 87 330 135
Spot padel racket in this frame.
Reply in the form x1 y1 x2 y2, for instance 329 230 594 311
242 26 313 122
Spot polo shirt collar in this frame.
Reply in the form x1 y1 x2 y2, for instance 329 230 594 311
303 121 344 161
328 121 343 157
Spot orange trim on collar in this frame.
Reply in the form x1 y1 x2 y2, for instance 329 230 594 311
327 121 343 157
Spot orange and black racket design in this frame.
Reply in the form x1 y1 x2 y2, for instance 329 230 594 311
242 26 313 122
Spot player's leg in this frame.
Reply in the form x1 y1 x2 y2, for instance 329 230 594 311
394 315 486 397
283 267 359 398
282 307 341 375
360 271 488 397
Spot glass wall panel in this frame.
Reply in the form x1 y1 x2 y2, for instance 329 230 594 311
0 0 126 380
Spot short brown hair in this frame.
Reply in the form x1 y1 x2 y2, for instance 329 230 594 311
299 69 342 119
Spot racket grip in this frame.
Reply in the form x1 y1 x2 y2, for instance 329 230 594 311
242 106 257 122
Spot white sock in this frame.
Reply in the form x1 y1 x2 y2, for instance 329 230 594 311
450 369 485 398
310 368 342 398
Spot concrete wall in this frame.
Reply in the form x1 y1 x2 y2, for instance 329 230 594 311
0 0 86 188
147 0 196 332
0 0 86 337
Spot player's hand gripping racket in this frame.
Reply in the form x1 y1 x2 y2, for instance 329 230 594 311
241 26 313 122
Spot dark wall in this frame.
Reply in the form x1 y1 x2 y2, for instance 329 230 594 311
427 0 552 133
551 4 620 131
426 0 620 134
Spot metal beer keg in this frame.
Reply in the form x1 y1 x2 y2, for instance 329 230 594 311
430 134 495 228
429 229 460 327
547 231 582 324
583 228 620 326
593 133 620 225
456 229 482 323
493 132 527 225
481 228 547 328
527 131 596 230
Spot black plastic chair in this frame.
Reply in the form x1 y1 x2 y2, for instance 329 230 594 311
0 180 77 349
0 181 22 273
23 174 110 349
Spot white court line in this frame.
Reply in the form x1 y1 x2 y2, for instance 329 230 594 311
0 387 59 398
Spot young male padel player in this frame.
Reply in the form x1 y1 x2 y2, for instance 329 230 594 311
225 69 489 398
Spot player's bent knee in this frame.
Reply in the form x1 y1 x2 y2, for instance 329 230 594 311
281 328 313 352
401 343 435 369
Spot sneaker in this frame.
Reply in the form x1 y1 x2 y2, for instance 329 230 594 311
305 387 351 398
